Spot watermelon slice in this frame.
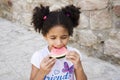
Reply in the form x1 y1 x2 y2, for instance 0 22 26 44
50 47 68 59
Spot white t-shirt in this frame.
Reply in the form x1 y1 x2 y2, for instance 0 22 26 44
31 46 82 80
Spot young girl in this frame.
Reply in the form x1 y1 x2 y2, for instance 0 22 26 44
30 4 87 80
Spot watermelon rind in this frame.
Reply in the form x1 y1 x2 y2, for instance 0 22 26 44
50 53 66 59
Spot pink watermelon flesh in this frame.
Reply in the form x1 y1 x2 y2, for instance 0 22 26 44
50 47 68 59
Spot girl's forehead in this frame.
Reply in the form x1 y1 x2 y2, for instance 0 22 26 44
47 25 69 35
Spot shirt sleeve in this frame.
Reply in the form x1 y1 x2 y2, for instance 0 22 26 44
31 51 41 69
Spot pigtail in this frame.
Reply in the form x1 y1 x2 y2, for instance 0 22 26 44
32 5 50 33
62 5 81 27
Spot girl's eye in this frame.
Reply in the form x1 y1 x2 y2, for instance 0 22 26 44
61 36 68 39
50 37 56 40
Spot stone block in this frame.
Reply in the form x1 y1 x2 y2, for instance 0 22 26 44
20 13 32 26
109 29 118 38
0 0 12 13
75 0 108 10
77 30 97 46
115 20 120 29
26 0 33 3
113 5 120 17
78 12 90 29
12 12 20 22
90 9 112 30
104 39 120 58
113 0 120 5
116 31 120 40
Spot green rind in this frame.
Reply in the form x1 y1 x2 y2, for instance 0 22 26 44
50 55 66 59
56 55 66 59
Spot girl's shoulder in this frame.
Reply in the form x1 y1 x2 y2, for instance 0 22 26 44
31 46 49 68
32 46 49 57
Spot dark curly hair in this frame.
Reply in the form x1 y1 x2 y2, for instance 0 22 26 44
32 4 81 36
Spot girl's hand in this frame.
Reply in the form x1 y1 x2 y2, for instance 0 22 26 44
66 51 82 70
40 55 56 76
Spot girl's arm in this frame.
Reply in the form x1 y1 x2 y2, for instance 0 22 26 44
66 51 87 80
30 56 56 80
30 65 45 80
74 62 87 80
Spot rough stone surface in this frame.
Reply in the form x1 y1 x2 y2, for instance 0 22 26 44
116 31 120 40
113 5 120 17
78 12 90 29
1 18 120 80
0 0 12 20
75 0 108 10
115 20 120 29
113 0 120 5
90 9 111 30
77 30 97 46
104 39 120 58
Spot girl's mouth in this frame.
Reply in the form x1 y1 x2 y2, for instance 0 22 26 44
53 46 66 49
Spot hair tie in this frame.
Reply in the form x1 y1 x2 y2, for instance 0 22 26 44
66 13 70 17
43 16 47 20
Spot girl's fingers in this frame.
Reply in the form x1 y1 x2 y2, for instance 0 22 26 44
66 51 79 57
43 57 56 68
66 51 81 67
66 55 76 60
40 55 56 75
42 55 51 62
40 58 56 73
66 55 79 64
47 58 56 64
47 58 56 68
66 51 80 60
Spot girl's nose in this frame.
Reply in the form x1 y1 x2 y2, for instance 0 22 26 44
56 39 62 46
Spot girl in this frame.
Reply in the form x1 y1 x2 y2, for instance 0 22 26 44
30 4 87 80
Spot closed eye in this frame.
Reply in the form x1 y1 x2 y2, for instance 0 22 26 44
50 37 56 40
61 35 69 39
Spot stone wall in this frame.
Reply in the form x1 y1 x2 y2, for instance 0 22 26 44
0 0 120 65
75 0 120 65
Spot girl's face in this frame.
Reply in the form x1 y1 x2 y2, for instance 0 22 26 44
44 25 70 51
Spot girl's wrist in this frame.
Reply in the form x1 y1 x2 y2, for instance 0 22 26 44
74 65 84 73
74 62 83 70
38 69 46 79
34 69 46 80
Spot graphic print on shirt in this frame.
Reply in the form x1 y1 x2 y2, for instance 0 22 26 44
62 62 74 80
62 62 74 74
44 62 74 80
